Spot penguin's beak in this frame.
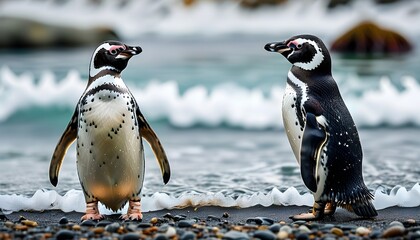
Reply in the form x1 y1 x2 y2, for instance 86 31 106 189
264 41 291 54
116 45 142 59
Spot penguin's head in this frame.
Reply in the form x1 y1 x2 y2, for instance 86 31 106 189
265 35 331 73
89 41 142 77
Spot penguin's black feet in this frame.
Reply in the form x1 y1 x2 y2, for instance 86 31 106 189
290 201 326 221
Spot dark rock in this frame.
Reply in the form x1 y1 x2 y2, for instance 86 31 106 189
138 223 153 228
327 0 352 9
253 230 276 240
122 232 141 240
181 231 196 240
369 229 382 238
174 214 187 221
55 229 76 240
292 220 307 226
268 223 281 233
223 230 250 240
331 21 413 55
104 222 121 233
154 234 169 240
59 217 69 225
96 220 112 227
246 217 274 225
178 219 196 228
80 219 96 227
295 233 310 240
222 212 230 218
163 213 174 220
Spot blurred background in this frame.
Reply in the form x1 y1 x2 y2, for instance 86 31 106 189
0 0 419 210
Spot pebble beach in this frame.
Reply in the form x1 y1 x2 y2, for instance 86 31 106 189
1 206 420 239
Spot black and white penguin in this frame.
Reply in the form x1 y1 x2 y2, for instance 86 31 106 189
49 41 170 220
264 35 377 220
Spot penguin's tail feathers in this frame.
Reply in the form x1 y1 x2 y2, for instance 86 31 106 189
346 201 378 218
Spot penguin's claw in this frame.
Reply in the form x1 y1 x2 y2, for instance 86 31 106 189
121 199 143 221
81 201 103 221
290 212 321 221
81 213 104 221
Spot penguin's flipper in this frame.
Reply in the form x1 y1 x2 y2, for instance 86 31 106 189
136 107 171 184
49 108 78 187
300 112 327 193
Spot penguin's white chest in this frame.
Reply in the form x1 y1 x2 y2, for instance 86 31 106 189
282 83 304 163
76 89 144 210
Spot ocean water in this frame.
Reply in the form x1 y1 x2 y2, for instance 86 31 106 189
1 0 420 214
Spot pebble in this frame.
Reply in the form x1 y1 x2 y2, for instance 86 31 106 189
222 212 230 218
180 231 196 240
382 225 405 238
298 225 311 234
96 220 112 227
21 220 38 227
55 229 75 240
253 230 276 240
58 217 69 225
224 230 250 240
389 220 404 227
104 222 120 233
178 219 196 228
355 226 370 236
121 232 141 240
277 231 289 239
330 227 344 237
165 226 177 238
268 223 281 233
80 219 96 227
279 225 292 234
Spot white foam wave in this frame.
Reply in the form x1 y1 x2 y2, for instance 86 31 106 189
1 185 419 214
0 0 419 39
1 67 420 129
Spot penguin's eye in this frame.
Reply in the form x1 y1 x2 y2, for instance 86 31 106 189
110 49 118 55
288 42 302 50
297 44 302 49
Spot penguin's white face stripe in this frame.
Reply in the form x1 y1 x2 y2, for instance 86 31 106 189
288 38 324 71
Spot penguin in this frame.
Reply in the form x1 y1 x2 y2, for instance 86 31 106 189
264 35 377 220
49 41 170 221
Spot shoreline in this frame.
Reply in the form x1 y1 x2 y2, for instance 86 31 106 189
4 205 420 228
1 205 419 239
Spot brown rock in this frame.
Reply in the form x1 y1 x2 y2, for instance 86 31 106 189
331 21 413 55
382 225 405 238
239 0 287 9
331 227 344 237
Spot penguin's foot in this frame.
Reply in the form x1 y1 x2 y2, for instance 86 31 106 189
290 201 325 221
81 201 104 220
121 199 143 221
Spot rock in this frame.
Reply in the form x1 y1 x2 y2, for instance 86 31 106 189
268 223 281 233
295 233 310 240
389 221 404 227
181 231 196 240
327 0 352 8
174 214 187 221
279 225 292 234
105 222 121 233
277 231 289 239
55 229 76 240
0 17 119 49
330 227 344 237
165 226 177 238
355 226 370 236
223 230 250 240
253 230 276 240
138 223 152 228
178 219 196 228
80 219 96 227
298 225 311 234
382 225 405 238
207 215 221 222
21 220 38 227
246 217 274 226
96 220 112 227
92 227 105 235
223 212 230 218
122 232 141 240
59 217 69 225
403 219 416 227
331 21 412 55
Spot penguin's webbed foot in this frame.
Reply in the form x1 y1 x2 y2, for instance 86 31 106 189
290 201 326 221
81 201 104 220
120 199 143 221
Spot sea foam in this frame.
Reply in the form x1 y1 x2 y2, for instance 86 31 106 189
1 184 419 214
1 67 420 129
